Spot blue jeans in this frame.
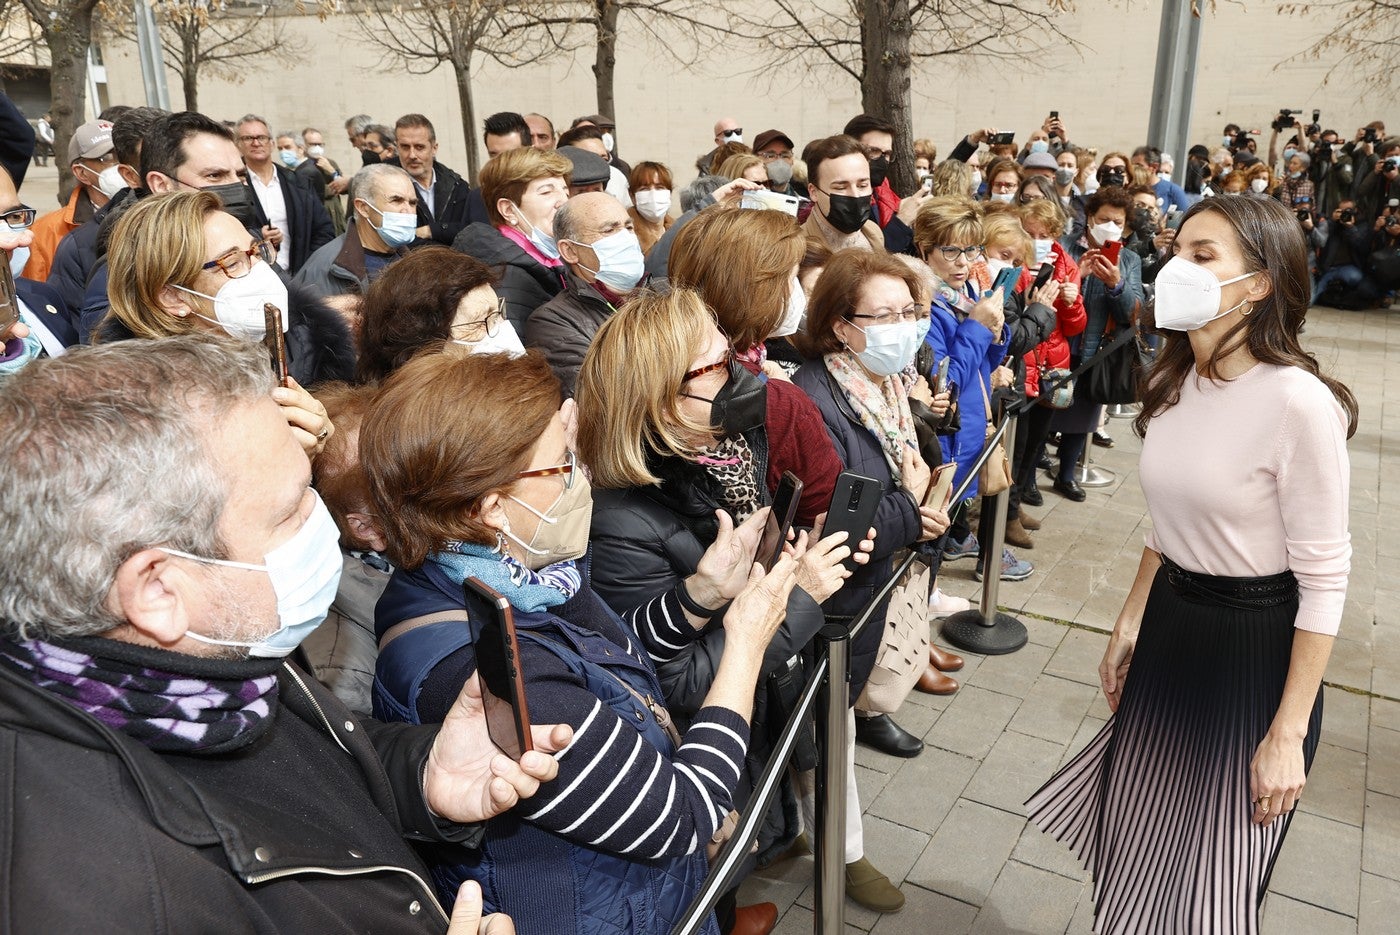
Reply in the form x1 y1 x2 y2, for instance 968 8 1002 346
1312 264 1366 303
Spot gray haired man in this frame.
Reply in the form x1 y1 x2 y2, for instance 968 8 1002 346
294 163 418 300
0 335 568 932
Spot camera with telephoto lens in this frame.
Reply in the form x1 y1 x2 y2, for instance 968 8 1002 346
1271 109 1302 132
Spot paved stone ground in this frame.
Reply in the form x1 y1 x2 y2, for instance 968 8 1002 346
739 306 1399 934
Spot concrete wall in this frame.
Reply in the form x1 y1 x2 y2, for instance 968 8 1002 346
95 2 1392 184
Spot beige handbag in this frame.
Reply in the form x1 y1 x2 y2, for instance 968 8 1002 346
854 552 932 714
977 374 1014 497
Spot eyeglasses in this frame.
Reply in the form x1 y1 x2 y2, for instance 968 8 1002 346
682 348 733 383
851 304 922 326
454 297 507 339
758 150 793 161
932 245 985 262
1 205 37 230
516 449 577 489
201 240 274 278
863 145 894 161
237 134 271 145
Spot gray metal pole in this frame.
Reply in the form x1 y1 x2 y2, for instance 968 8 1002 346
813 623 849 935
978 413 1017 617
133 0 172 110
1145 0 1203 167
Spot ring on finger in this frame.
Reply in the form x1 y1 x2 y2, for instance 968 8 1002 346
316 425 331 441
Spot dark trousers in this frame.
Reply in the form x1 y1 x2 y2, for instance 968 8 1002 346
1017 403 1057 495
1058 432 1089 483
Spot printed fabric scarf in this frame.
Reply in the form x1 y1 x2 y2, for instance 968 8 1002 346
694 433 761 522
825 349 918 484
432 540 581 613
0 634 280 753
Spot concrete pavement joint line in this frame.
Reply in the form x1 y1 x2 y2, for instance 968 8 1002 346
992 605 1400 705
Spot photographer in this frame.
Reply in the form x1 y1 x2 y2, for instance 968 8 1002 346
1368 205 1400 301
1342 122 1387 197
1312 200 1376 306
1355 140 1400 221
1124 184 1172 284
1310 129 1353 216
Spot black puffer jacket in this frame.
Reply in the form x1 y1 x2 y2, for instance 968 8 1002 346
96 281 356 387
791 359 925 694
0 652 478 934
524 268 617 397
451 222 564 331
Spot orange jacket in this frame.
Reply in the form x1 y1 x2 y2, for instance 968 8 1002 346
21 187 85 282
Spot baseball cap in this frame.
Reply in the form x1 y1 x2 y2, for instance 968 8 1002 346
752 130 795 155
68 120 114 163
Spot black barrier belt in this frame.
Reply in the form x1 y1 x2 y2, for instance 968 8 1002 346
669 418 1014 933
1011 323 1140 416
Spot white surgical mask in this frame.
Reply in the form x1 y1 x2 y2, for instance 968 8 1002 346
765 160 794 187
307 144 325 158
455 319 526 357
602 131 615 153
570 229 645 293
1033 238 1055 265
1089 220 1123 244
771 276 806 337
361 200 417 248
96 164 127 198
971 169 983 190
850 319 923 377
990 192 1015 204
1159 170 1172 181
173 261 289 342
722 130 743 144
163 494 343 658
632 189 671 223
1153 256 1258 331
1250 178 1268 193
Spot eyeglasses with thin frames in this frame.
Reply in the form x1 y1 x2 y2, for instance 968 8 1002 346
516 449 577 489
201 240 274 279
454 297 507 340
851 304 922 326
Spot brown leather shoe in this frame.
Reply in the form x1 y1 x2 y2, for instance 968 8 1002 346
1004 515 1034 549
1019 512 1042 531
727 903 778 935
929 643 964 672
916 665 959 694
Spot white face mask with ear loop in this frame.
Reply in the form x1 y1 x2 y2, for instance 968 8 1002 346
1152 256 1260 331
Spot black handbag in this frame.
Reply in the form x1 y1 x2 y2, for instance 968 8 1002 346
1079 324 1149 405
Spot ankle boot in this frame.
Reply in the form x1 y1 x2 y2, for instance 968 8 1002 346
1019 512 1042 531
929 643 964 671
916 665 959 695
1004 515 1034 549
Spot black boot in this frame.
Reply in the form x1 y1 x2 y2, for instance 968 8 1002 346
854 714 923 758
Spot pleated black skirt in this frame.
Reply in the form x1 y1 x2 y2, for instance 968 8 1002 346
1025 563 1323 935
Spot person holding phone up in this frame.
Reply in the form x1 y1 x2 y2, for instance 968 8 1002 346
364 347 807 935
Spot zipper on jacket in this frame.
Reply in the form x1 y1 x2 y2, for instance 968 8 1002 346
242 862 447 923
283 662 351 756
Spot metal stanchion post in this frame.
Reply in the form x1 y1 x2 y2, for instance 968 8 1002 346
1106 403 1139 419
1076 420 1116 487
940 413 1029 656
813 623 849 935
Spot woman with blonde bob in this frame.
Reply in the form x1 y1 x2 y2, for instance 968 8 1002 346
98 189 346 453
928 158 974 199
364 346 802 935
716 152 767 184
668 205 807 373
578 287 873 920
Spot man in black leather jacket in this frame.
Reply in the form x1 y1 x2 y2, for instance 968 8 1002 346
0 335 566 933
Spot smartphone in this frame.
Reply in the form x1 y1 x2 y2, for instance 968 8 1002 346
933 356 951 397
463 577 533 760
922 176 934 192
757 471 803 571
824 472 883 573
991 264 1022 302
1049 110 1059 119
1100 240 1123 264
922 462 956 508
1165 209 1185 230
739 188 800 217
0 258 19 337
263 303 289 387
1365 127 1379 143
1031 262 1055 292
992 131 1015 145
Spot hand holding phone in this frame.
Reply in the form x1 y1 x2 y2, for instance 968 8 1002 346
990 264 1023 302
933 355 951 397
263 303 290 387
0 258 19 338
757 472 803 571
922 462 956 509
1100 240 1123 264
463 578 533 760
824 472 883 573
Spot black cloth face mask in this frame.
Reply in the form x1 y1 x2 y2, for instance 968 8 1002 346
205 180 262 232
868 155 890 189
817 190 872 234
681 360 766 438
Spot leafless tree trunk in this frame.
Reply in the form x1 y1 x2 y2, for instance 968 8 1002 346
20 0 100 199
592 0 618 119
860 0 915 195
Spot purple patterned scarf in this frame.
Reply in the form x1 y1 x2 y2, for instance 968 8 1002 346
0 636 281 753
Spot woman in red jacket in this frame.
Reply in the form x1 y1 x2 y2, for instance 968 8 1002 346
1016 198 1086 508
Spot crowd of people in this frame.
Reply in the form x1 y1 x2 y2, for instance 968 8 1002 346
0 91 1356 935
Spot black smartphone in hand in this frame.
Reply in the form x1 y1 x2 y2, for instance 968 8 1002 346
263 303 289 387
758 471 803 571
1032 262 1056 292
824 472 883 573
463 577 533 759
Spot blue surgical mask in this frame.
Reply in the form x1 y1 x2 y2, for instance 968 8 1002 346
1283 148 1297 163
511 201 561 260
1030 140 1050 154
569 228 644 293
161 494 344 658
361 200 418 248
279 150 299 168
1033 238 1055 264
850 319 922 377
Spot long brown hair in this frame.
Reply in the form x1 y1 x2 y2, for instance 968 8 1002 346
1134 195 1358 439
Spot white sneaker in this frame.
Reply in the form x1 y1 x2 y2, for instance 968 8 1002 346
928 587 971 617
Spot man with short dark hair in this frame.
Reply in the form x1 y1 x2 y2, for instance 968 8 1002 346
0 334 566 932
234 114 334 275
483 112 529 160
301 126 348 234
392 113 471 246
842 114 930 253
526 192 645 395
1129 145 1189 214
801 134 885 253
556 124 631 205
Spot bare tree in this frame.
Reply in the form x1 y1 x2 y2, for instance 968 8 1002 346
343 0 580 183
102 0 307 112
16 0 103 194
0 0 45 73
1276 1 1400 96
733 0 1078 196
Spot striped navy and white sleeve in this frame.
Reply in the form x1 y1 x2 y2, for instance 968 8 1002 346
618 586 705 664
517 699 749 860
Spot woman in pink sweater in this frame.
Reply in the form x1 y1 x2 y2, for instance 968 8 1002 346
1027 194 1359 934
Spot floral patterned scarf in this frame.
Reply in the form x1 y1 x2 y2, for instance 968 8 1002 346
825 350 918 484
